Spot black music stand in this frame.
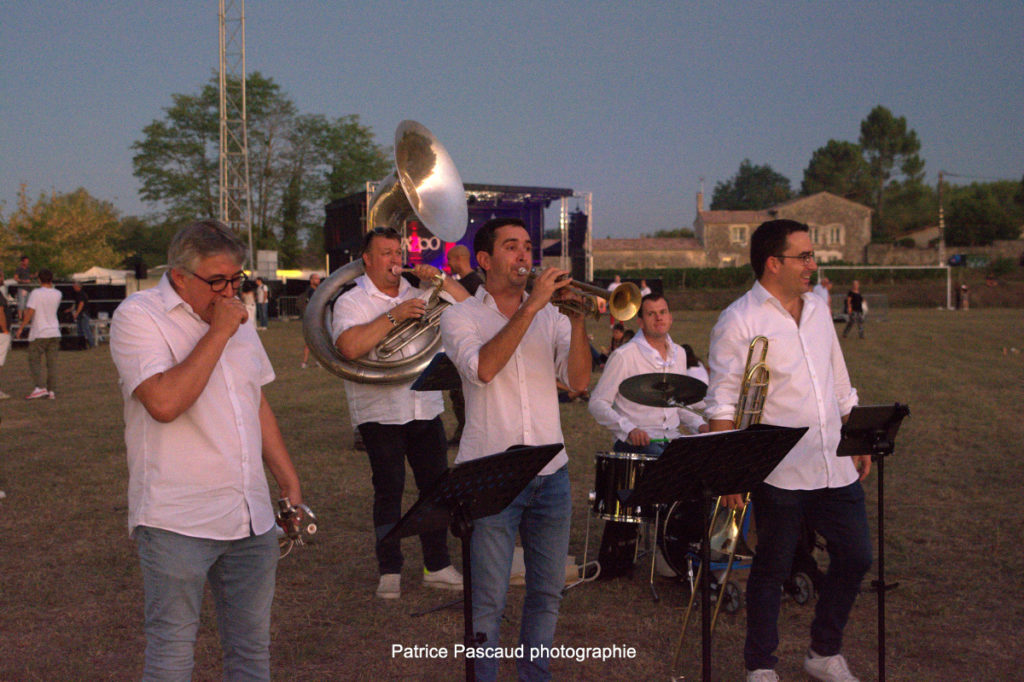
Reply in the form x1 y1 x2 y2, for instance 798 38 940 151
380 443 564 682
837 403 909 682
625 424 808 682
410 352 462 391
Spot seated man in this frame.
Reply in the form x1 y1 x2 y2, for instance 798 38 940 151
588 294 707 578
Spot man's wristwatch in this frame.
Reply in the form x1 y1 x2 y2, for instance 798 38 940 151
385 310 398 326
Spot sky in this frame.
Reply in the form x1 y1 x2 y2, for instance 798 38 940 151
2 1 1022 239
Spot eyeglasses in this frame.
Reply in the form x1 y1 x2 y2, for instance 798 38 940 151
185 268 247 292
774 251 816 266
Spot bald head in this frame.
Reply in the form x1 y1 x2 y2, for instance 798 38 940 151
447 244 472 276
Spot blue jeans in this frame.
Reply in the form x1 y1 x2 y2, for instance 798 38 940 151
135 526 279 681
358 418 452 574
76 313 95 347
744 481 872 671
256 302 269 328
470 466 572 682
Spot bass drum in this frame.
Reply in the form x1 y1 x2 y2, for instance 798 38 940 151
656 498 706 577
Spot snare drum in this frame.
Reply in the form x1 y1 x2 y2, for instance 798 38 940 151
589 451 658 523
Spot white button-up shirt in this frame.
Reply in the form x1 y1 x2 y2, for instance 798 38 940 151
589 330 706 443
440 287 573 476
110 274 276 539
705 281 859 490
331 274 445 426
25 287 63 340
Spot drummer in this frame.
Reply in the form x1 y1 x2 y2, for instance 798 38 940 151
588 293 707 577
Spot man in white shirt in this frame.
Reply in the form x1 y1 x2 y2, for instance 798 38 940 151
812 275 831 310
588 293 707 577
110 220 306 680
440 217 591 682
16 268 62 399
705 219 872 682
332 226 468 599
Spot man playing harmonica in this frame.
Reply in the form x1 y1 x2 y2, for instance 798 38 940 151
440 217 591 682
588 293 708 576
704 219 872 682
332 227 468 599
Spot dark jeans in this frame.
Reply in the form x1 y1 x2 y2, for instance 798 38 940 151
843 311 864 338
744 481 872 671
358 417 452 575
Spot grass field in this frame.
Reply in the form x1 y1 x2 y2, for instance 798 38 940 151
1 307 1021 681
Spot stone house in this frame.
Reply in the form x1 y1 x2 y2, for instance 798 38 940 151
694 191 873 267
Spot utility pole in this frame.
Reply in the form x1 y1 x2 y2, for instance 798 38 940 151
218 0 255 269
937 170 946 266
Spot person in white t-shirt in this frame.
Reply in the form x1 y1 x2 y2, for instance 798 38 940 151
16 268 62 399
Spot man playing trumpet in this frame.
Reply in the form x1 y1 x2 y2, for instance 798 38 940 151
705 219 872 682
332 226 469 599
440 218 591 681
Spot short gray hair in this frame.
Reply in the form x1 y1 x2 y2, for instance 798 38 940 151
167 220 247 271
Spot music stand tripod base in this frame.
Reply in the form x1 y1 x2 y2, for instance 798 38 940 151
380 443 563 682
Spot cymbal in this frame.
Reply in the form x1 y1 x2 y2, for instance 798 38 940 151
619 373 707 408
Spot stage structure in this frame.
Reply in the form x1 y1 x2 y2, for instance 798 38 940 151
323 184 590 278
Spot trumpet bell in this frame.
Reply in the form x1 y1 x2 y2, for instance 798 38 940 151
608 282 642 321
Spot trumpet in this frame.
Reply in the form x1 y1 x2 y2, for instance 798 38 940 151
518 267 642 321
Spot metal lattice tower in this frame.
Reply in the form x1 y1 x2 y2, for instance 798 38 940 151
218 0 255 267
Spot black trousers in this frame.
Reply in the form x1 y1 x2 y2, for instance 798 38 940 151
358 417 452 575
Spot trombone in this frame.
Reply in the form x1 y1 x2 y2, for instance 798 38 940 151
671 335 769 679
519 266 642 321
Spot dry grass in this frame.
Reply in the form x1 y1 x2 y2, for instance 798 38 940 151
1 307 1021 681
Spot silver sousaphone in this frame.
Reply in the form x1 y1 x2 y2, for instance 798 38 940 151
302 120 468 384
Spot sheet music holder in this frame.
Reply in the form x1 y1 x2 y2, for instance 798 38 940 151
836 403 909 682
625 424 808 682
410 352 462 391
380 443 563 682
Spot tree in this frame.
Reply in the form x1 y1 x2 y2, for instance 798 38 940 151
859 105 925 240
710 159 793 210
0 186 125 276
650 227 695 239
946 181 1024 246
132 72 390 267
801 140 873 203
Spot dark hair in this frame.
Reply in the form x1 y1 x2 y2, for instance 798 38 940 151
621 329 635 342
639 292 666 315
681 343 703 369
474 217 527 258
750 219 809 280
612 321 625 332
361 226 401 255
38 268 54 284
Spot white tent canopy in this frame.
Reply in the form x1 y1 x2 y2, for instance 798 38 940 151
72 266 133 285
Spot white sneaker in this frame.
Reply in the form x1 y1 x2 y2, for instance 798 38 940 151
804 650 859 682
423 565 463 590
0 390 11 400
746 669 779 682
48 391 56 400
25 387 48 400
376 573 401 599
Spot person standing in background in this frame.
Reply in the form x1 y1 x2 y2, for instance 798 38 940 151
16 268 62 400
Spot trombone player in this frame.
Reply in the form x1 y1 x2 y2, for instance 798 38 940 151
332 226 469 599
704 220 872 682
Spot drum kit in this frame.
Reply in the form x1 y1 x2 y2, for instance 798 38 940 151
579 372 739 598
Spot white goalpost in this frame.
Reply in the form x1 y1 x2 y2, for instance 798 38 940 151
817 264 954 314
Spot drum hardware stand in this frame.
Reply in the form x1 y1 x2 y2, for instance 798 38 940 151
564 505 601 592
837 403 910 682
625 425 807 682
380 443 563 682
